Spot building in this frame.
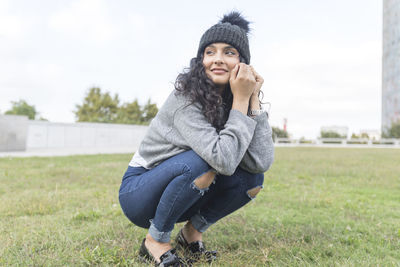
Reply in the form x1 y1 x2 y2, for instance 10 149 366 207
382 0 400 134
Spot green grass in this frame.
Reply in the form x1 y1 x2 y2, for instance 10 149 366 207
0 148 399 266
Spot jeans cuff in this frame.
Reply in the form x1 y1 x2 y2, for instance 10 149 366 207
148 220 172 243
190 213 213 233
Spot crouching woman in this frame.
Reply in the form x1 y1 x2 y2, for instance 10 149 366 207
119 11 274 266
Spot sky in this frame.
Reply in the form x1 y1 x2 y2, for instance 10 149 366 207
0 0 382 138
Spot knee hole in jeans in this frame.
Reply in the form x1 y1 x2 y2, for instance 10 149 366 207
191 171 216 196
247 185 263 200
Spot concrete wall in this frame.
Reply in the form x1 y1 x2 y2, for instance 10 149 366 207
26 120 148 151
0 115 29 151
1 114 148 153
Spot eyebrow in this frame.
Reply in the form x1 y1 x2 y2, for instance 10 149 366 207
206 45 236 50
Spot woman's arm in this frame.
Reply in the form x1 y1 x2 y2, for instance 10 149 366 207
239 95 274 173
239 68 274 173
173 101 257 176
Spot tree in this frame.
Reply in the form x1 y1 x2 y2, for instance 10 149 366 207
320 131 344 138
5 100 37 119
116 98 158 125
383 121 400 138
351 133 359 139
352 133 369 139
116 99 142 124
272 126 288 141
74 87 120 123
75 87 159 125
141 99 158 124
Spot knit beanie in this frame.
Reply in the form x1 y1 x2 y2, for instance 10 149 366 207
197 11 251 64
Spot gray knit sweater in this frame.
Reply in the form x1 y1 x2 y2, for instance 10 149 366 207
129 90 274 176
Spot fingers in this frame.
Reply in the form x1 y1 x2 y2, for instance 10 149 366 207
250 65 264 83
249 65 257 77
230 63 257 99
236 63 255 81
229 64 240 81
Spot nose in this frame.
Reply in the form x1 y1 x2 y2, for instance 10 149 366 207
213 51 224 64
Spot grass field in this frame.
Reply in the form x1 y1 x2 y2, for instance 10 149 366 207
0 147 399 266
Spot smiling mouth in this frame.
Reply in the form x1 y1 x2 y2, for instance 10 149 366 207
211 69 228 74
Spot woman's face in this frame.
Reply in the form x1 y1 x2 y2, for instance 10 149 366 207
202 42 240 91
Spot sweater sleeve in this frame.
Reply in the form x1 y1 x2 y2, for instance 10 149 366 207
173 103 257 176
239 112 274 174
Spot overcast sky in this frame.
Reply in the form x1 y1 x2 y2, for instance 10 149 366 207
0 0 382 138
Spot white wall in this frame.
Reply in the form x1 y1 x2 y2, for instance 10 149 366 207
26 120 148 151
0 115 29 151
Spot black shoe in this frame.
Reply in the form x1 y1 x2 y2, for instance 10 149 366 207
175 229 217 263
138 238 189 267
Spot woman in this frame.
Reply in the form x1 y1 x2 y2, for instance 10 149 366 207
119 11 274 266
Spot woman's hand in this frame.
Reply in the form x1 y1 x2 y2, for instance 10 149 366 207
249 65 264 97
229 63 256 102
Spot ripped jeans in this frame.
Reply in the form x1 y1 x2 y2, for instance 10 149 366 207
118 150 264 243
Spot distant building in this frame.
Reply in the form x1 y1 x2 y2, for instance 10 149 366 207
382 0 400 134
320 126 348 138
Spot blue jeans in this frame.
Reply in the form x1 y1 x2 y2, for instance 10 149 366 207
118 150 264 243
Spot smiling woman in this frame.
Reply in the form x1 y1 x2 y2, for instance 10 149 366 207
118 11 274 266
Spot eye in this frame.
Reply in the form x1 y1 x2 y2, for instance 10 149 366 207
226 50 236 55
205 50 214 55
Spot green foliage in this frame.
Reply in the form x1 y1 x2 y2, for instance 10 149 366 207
383 121 400 138
299 137 312 144
320 131 345 138
351 133 370 139
115 100 142 124
142 99 158 123
272 126 288 141
38 117 49 121
360 133 369 139
74 87 120 123
74 87 158 125
5 99 37 120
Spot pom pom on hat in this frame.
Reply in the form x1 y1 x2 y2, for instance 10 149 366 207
220 11 251 34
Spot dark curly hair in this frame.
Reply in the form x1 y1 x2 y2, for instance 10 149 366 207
174 54 249 132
